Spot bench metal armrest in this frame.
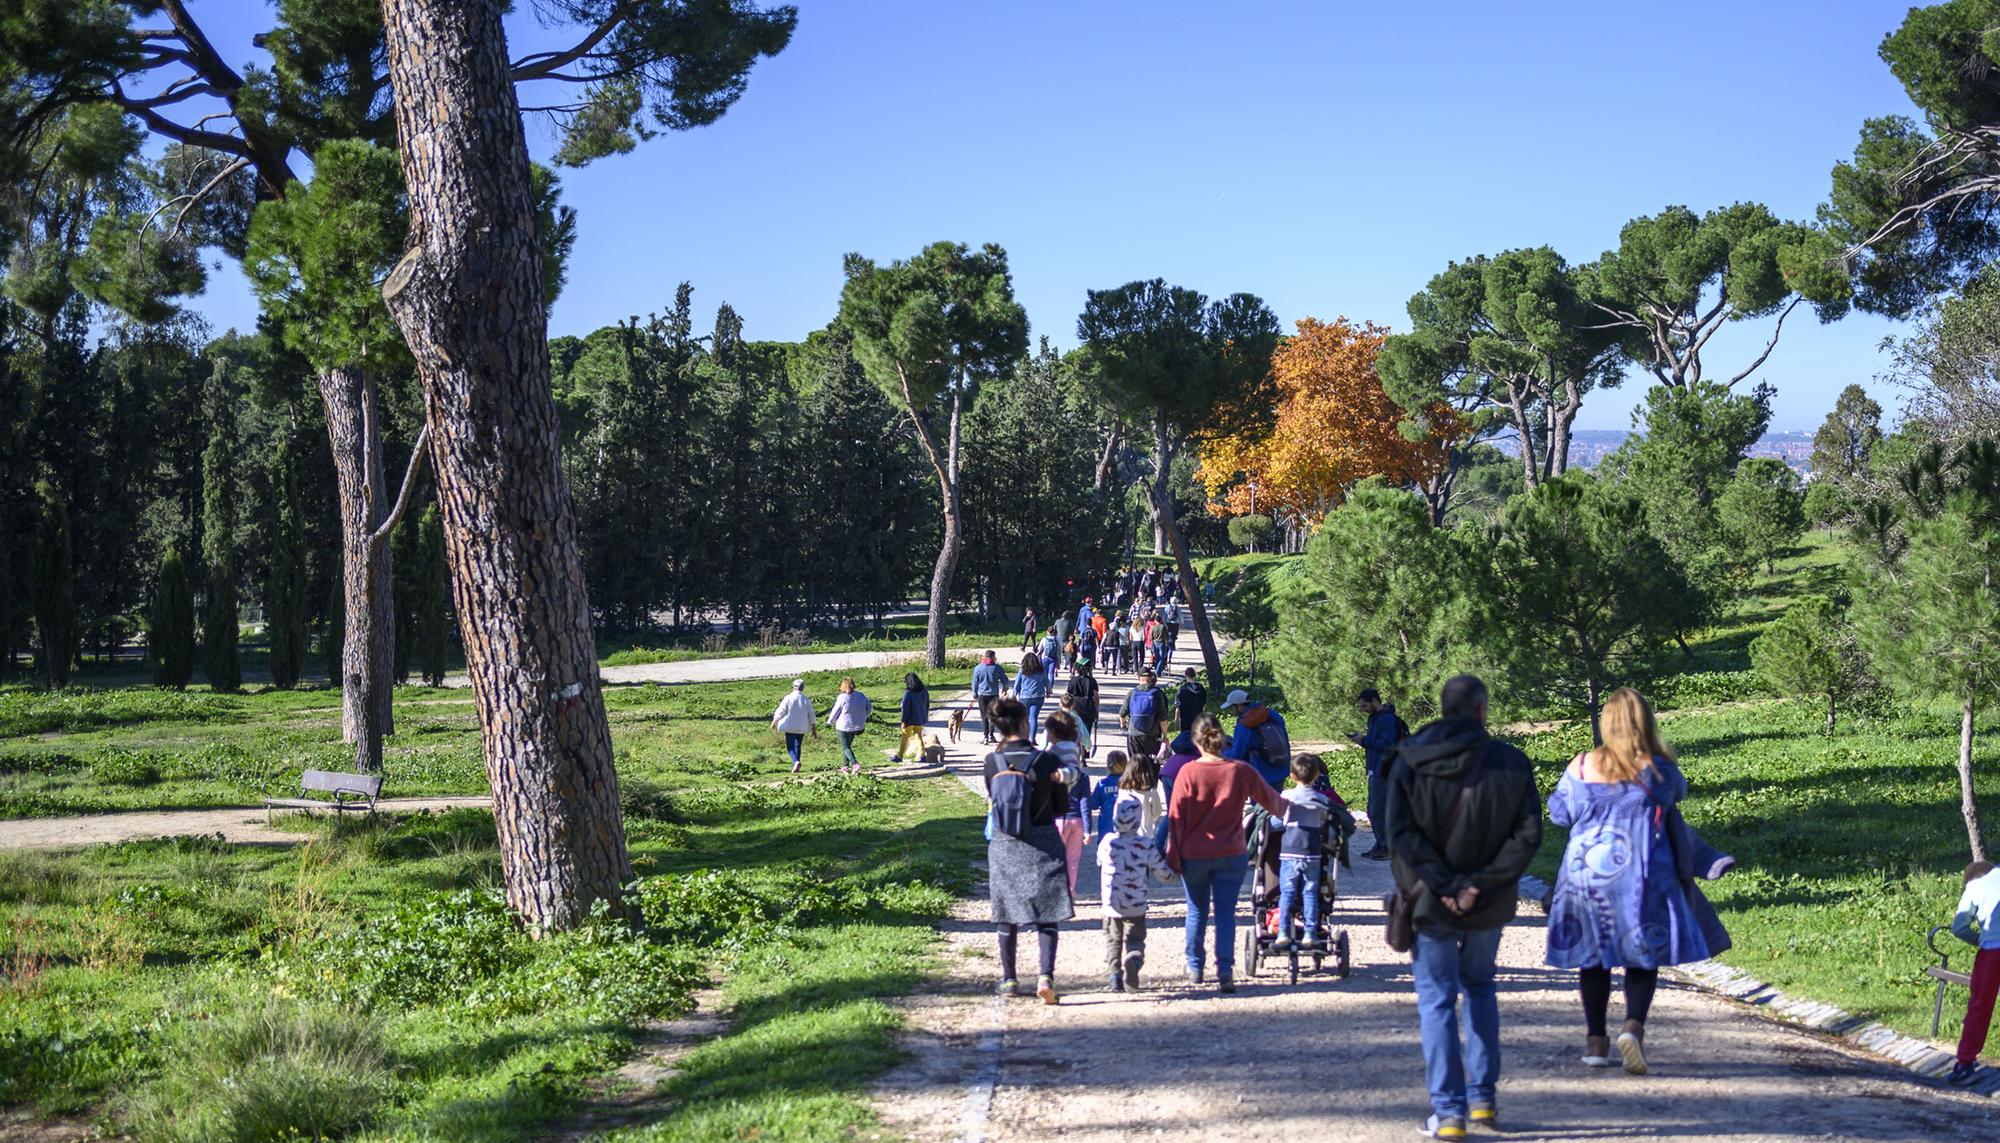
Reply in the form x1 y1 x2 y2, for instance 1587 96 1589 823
1928 924 1956 966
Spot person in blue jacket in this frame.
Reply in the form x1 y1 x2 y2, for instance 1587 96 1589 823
971 651 1011 745
1351 688 1404 860
1075 598 1095 641
1223 688 1291 788
1015 651 1051 745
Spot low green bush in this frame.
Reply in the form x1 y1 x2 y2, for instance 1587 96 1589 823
127 999 391 1143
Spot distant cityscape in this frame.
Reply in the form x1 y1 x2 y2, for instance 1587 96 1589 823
1506 429 1819 472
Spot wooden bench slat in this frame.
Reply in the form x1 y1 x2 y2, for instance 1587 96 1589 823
299 769 383 797
1927 965 1972 986
266 770 383 823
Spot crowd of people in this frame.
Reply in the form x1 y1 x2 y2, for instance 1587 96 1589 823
970 620 1749 1140
767 588 1995 1138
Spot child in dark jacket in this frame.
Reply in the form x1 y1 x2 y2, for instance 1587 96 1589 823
898 673 930 763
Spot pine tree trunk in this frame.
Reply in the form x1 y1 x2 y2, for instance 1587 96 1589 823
1961 692 1987 863
1152 415 1224 689
317 364 396 772
379 0 628 930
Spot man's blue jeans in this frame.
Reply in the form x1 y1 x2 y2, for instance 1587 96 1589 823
1181 853 1248 976
1277 856 1321 938
785 733 804 766
1412 926 1504 1120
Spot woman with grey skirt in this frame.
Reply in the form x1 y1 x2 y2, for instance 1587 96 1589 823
983 696 1078 1004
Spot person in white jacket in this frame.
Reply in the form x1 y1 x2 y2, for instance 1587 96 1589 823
771 680 816 773
826 676 873 775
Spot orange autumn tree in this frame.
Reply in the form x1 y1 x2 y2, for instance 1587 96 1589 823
1197 316 1458 527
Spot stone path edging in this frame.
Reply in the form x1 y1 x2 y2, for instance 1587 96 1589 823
1512 870 2000 1097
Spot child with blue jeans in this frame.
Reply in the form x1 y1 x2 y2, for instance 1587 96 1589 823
1274 753 1332 951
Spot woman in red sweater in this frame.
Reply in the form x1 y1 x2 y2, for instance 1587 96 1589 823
1166 713 1284 992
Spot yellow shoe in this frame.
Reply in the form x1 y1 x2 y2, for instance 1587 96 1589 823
1419 1114 1467 1139
1469 1104 1497 1128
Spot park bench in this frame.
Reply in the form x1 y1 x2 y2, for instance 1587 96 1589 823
265 769 383 823
1926 924 1973 1036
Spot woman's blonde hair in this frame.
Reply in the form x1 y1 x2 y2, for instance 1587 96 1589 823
838 676 855 694
1596 687 1672 782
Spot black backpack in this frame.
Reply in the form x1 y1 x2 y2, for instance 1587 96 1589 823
987 744 1044 839
1251 715 1290 768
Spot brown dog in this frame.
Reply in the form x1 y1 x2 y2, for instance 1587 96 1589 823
946 707 967 744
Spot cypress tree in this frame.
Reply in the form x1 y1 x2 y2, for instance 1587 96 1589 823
414 505 452 686
265 432 309 689
200 373 241 692
30 482 76 688
391 504 418 684
150 547 195 689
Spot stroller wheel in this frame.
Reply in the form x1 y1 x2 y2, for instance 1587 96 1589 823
1241 928 1259 978
1335 930 1351 979
1287 948 1299 985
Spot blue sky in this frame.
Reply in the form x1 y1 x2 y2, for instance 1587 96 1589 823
186 0 1925 431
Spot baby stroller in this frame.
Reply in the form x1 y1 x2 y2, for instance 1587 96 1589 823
1240 800 1352 984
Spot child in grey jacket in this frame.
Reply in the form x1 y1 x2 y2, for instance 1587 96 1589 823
1097 795 1170 992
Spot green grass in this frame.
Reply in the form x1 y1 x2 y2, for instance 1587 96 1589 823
597 614 1021 667
0 669 987 1139
0 661 983 817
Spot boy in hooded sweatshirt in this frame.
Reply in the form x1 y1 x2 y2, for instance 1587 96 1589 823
1097 796 1170 991
1273 754 1333 951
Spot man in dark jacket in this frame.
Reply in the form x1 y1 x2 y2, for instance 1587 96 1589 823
1174 668 1207 735
1352 688 1403 860
1383 675 1541 1140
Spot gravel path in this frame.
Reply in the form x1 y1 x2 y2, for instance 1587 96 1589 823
0 644 1041 850
882 693 2000 1142
0 796 492 849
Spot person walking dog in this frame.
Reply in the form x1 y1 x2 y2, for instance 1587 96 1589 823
1384 675 1542 1140
971 651 1011 745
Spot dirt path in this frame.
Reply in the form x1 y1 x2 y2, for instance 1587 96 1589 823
0 796 490 849
878 791 1998 1140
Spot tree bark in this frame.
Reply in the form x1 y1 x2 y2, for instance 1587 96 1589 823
1962 692 1987 863
1152 414 1225 689
1093 424 1121 493
317 363 395 772
379 0 629 931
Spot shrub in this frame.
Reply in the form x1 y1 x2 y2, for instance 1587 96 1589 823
128 999 391 1143
287 889 524 1008
619 776 681 822
487 917 702 1023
